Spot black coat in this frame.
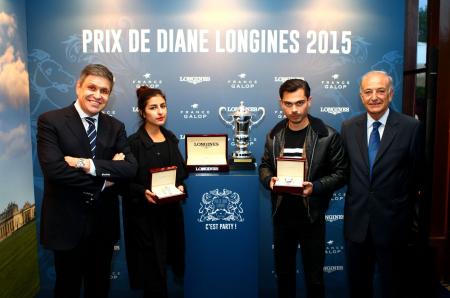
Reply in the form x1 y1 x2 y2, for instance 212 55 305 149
259 115 348 222
122 125 188 289
37 104 137 250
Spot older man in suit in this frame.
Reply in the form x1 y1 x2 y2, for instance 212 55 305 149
341 70 423 298
37 64 137 298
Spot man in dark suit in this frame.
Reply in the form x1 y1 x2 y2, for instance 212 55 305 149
341 70 423 298
37 64 137 298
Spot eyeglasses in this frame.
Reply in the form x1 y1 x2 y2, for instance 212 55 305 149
281 100 307 108
361 88 389 98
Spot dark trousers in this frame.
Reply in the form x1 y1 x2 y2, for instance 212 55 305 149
273 201 325 298
53 235 114 298
137 204 185 298
141 247 168 298
346 227 407 298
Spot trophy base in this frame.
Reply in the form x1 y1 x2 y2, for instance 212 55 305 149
229 157 256 170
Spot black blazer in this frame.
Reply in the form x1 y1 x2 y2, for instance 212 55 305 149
37 104 137 250
122 125 188 289
341 110 423 245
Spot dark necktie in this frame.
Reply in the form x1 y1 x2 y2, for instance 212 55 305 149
368 121 381 178
85 117 97 159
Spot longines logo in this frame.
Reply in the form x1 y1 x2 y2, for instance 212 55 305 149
198 188 244 231
321 73 350 90
331 192 345 201
320 106 350 115
325 214 344 222
132 73 162 88
325 240 344 255
194 142 219 147
227 73 257 89
220 105 263 113
179 76 211 85
274 76 304 82
180 103 210 120
323 266 344 274
195 166 219 171
274 110 286 119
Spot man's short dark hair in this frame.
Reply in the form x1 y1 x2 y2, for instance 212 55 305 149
279 79 311 99
79 64 114 91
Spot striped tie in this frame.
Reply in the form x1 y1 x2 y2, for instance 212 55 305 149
85 117 97 159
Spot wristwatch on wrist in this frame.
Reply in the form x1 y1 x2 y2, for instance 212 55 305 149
76 158 85 169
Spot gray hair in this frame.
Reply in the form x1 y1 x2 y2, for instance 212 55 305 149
359 70 393 93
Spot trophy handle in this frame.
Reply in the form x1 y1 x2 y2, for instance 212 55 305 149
219 107 234 127
250 107 265 127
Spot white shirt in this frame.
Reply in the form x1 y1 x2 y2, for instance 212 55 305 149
74 100 99 131
367 108 389 145
74 100 97 176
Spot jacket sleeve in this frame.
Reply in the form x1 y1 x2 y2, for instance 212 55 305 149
259 133 275 190
37 113 103 191
118 135 146 203
92 122 138 179
312 132 349 196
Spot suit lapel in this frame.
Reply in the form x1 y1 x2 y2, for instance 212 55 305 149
64 105 92 156
95 113 108 159
355 114 370 170
374 111 398 166
66 105 91 157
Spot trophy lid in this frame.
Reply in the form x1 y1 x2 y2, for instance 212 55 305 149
233 101 251 117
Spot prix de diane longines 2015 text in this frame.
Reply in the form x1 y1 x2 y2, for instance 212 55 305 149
82 28 352 55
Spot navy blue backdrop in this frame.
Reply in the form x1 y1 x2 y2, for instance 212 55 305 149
25 1 405 297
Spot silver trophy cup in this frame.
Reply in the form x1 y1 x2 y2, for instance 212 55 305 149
219 101 265 169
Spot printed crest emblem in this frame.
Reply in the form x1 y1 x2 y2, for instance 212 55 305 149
198 189 244 222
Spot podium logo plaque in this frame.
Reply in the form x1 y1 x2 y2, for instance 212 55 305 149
198 189 244 224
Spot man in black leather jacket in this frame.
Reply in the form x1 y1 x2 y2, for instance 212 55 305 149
259 79 348 298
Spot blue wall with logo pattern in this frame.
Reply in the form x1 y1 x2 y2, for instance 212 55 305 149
25 1 405 297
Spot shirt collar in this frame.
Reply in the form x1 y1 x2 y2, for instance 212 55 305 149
367 108 389 128
74 100 99 121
